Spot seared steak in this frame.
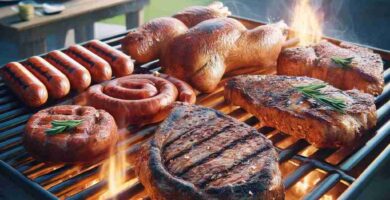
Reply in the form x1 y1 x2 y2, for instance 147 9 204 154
277 40 384 95
225 75 377 148
135 102 284 200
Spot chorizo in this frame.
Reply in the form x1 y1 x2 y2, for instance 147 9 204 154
84 40 134 77
65 45 112 83
45 50 91 92
0 62 48 107
24 56 70 99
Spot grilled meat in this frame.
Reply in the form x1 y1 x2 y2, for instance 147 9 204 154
135 103 284 200
225 75 377 148
277 40 384 95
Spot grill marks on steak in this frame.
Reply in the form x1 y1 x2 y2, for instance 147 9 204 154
225 75 377 148
135 103 283 200
277 41 384 95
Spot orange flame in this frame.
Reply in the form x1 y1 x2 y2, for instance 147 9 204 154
291 0 323 45
100 133 128 200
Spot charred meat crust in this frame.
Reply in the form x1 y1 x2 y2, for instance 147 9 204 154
225 75 377 148
135 103 284 200
277 41 384 95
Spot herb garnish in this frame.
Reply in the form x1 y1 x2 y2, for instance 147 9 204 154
294 83 347 113
46 120 83 135
331 57 354 68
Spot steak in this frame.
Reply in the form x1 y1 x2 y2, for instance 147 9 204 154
225 75 377 148
135 102 284 200
277 40 384 95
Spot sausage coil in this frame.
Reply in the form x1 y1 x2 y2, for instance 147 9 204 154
24 105 118 163
0 62 48 107
77 74 196 127
24 56 70 99
65 45 112 83
84 40 134 77
45 50 92 92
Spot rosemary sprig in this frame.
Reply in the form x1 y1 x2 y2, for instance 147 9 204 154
331 57 354 68
294 83 347 113
46 120 83 135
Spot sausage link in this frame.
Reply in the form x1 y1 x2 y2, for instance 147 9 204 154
65 45 112 83
84 40 134 77
24 56 70 99
159 73 196 103
45 50 92 92
0 62 48 107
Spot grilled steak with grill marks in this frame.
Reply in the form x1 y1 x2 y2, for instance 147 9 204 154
277 41 384 95
135 102 284 200
225 75 377 148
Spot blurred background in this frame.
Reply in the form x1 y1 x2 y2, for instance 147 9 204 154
0 0 389 64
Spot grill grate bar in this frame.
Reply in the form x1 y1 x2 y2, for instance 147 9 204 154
0 17 388 199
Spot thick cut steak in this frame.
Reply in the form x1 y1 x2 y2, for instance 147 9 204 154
135 102 284 200
225 75 377 148
277 41 384 95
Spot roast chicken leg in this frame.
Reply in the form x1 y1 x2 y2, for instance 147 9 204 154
161 19 288 92
121 2 230 63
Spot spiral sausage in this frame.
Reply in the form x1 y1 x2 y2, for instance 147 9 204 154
24 105 118 163
77 74 196 127
65 45 112 83
45 50 92 92
24 56 70 99
84 40 134 77
0 62 48 107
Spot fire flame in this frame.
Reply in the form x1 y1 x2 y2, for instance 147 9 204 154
100 133 129 200
290 0 323 45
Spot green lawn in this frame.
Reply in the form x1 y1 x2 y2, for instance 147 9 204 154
101 0 212 25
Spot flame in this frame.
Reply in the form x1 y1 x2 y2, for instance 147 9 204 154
290 0 323 45
100 133 129 200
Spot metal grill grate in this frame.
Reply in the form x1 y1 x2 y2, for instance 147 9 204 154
0 17 389 200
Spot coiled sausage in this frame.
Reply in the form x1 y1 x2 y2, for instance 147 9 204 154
45 50 91 92
76 73 196 127
65 45 112 83
24 105 118 163
84 40 134 77
0 62 48 107
24 56 70 99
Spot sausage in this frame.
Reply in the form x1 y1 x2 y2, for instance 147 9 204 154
24 56 70 99
45 50 92 92
84 40 134 77
77 73 196 128
159 73 196 103
65 45 112 83
24 105 118 163
0 62 48 107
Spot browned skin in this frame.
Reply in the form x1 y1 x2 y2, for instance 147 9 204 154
24 105 118 163
84 40 134 77
45 50 92 92
278 41 384 95
24 56 70 99
225 75 377 148
0 62 48 107
121 2 230 64
161 19 288 93
136 103 284 200
65 45 112 83
76 74 196 128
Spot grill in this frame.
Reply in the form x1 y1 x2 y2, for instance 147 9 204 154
0 16 389 200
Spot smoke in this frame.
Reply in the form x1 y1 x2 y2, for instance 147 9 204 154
222 0 390 49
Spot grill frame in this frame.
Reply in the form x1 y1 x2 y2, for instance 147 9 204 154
0 16 388 200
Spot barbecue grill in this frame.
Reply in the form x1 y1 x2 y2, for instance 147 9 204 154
0 16 389 200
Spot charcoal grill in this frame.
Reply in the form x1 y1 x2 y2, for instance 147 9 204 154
0 16 389 200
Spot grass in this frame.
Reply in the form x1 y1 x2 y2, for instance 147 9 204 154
100 0 212 25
